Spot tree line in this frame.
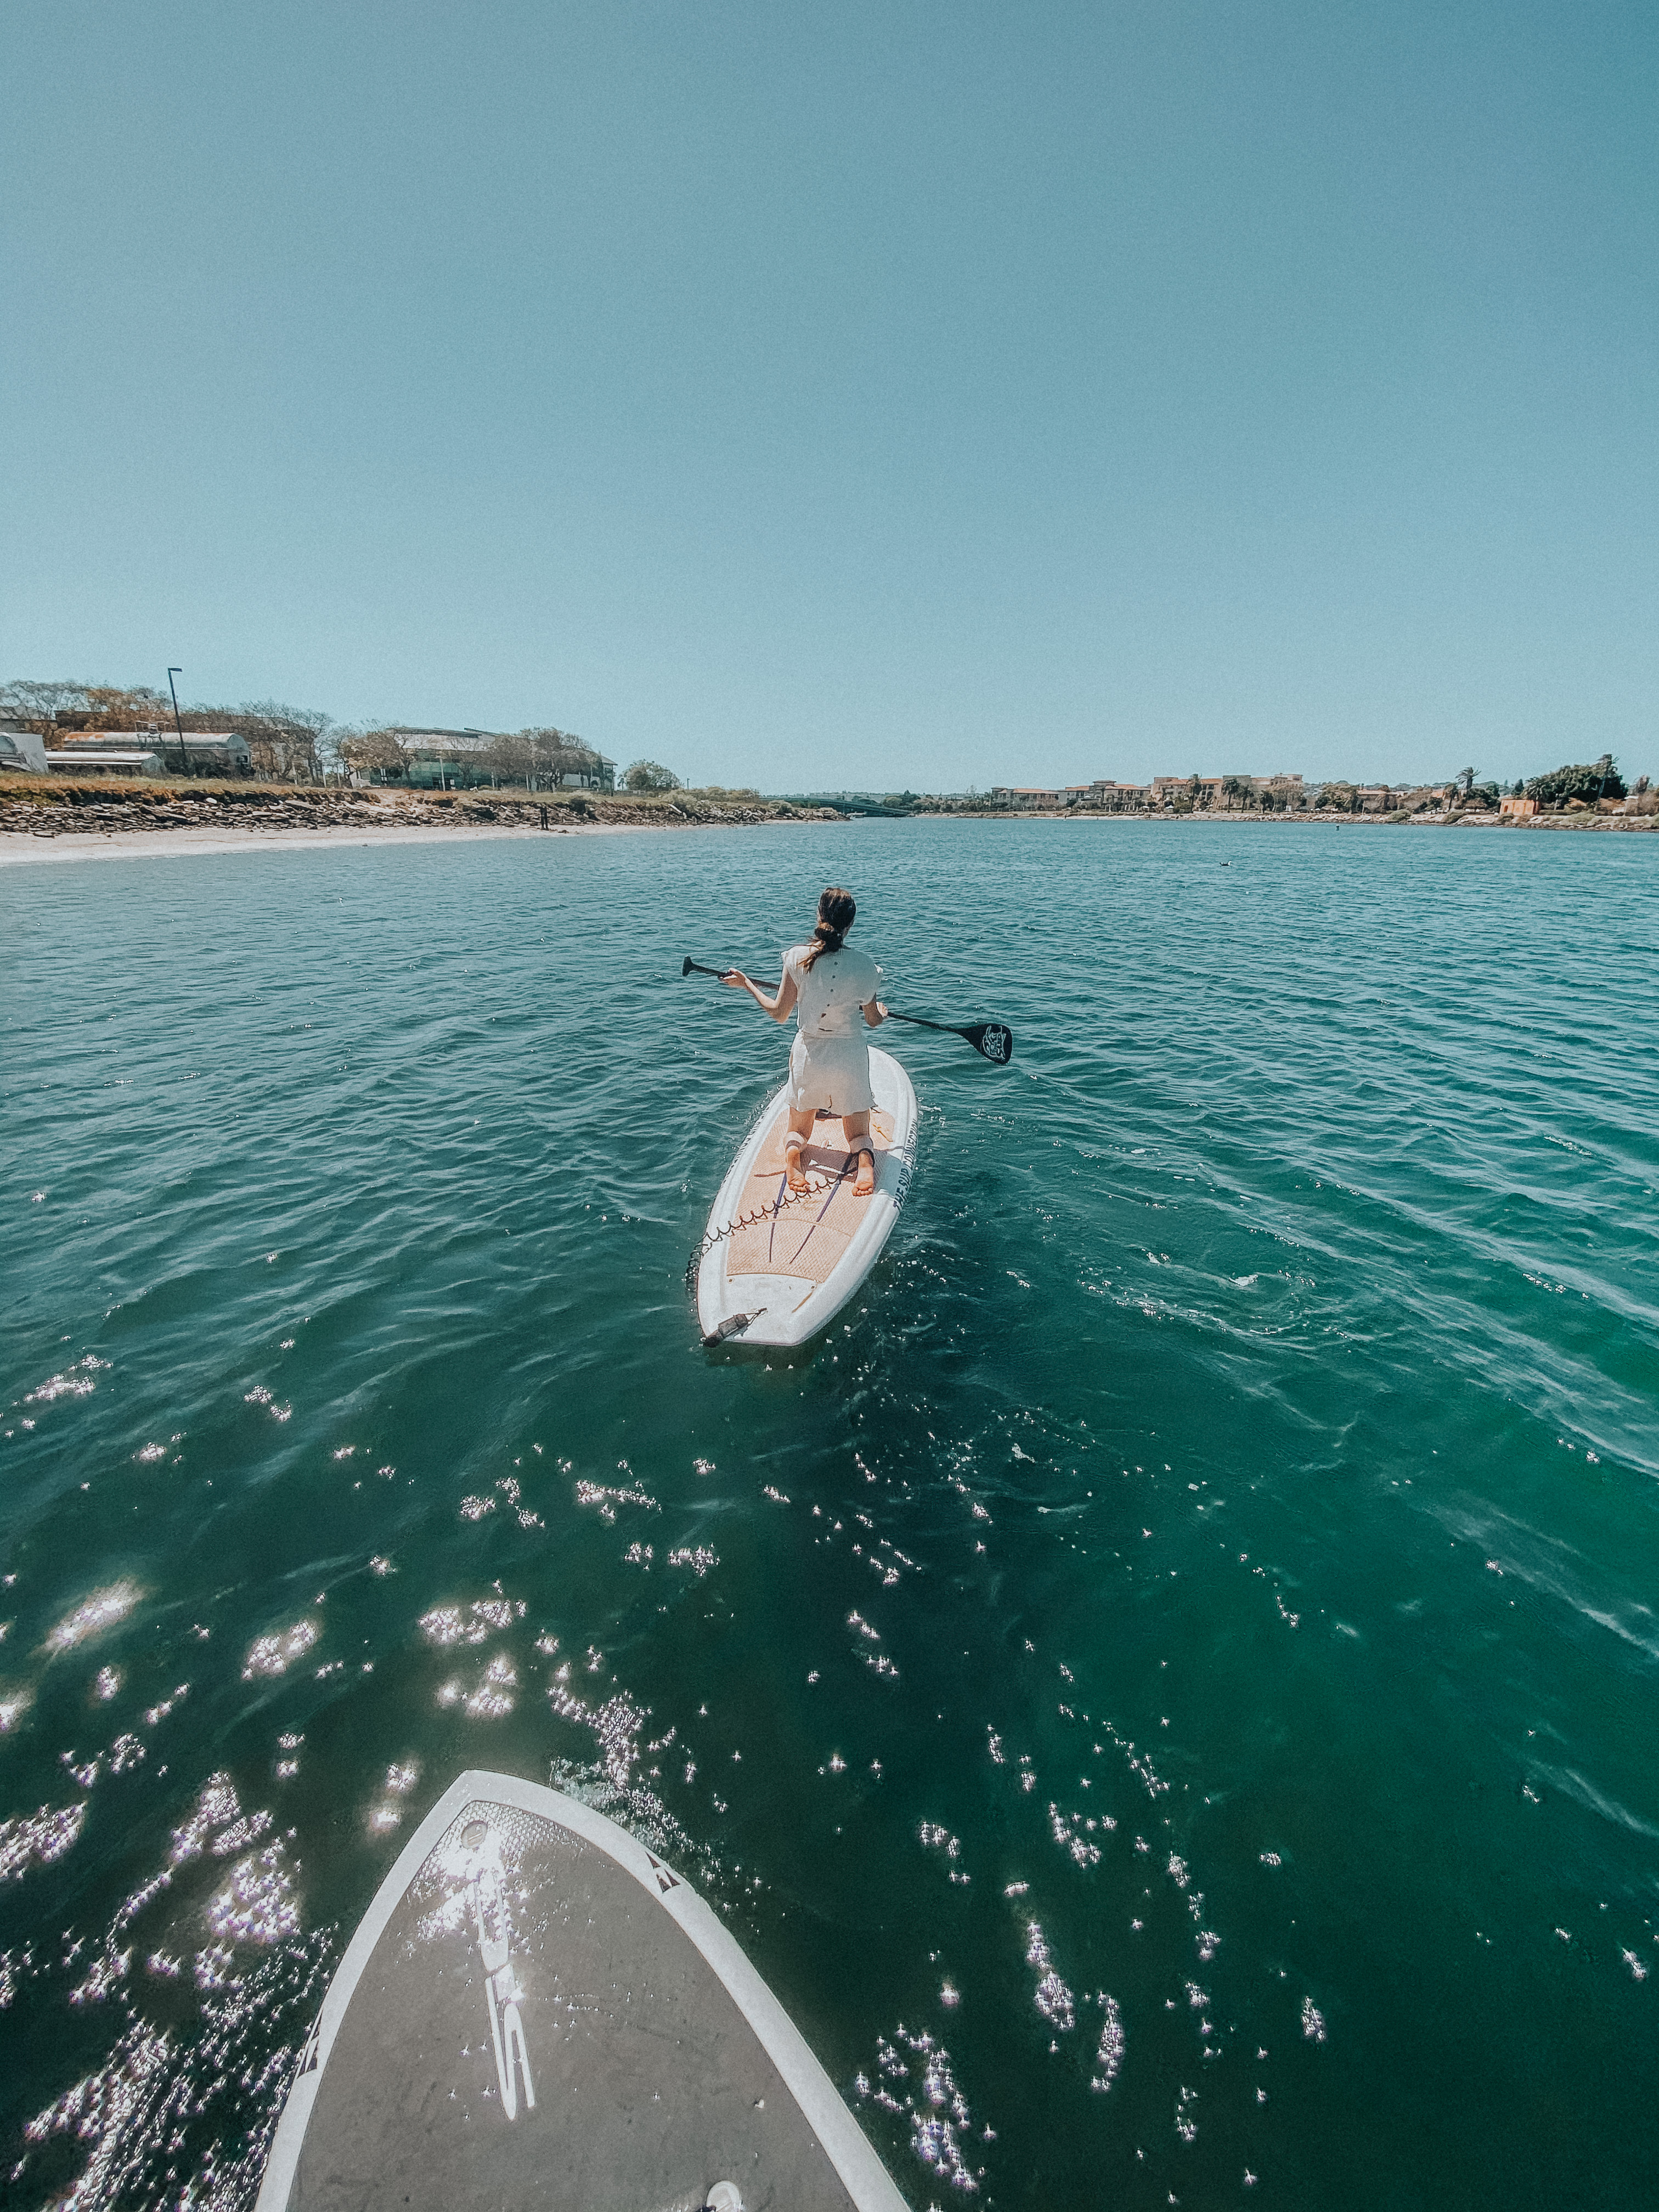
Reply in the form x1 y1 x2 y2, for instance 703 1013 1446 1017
2 679 1639 808
0 679 682 792
1 680 332 781
1208 760 1638 813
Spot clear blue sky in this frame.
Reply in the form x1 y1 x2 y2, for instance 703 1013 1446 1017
4 2 1654 791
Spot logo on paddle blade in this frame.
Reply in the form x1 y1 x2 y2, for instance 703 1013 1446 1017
981 1026 1011 1063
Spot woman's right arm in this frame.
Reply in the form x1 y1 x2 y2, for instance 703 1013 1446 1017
723 966 798 1022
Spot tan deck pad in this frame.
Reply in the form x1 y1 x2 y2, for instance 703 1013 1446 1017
726 1107 893 1286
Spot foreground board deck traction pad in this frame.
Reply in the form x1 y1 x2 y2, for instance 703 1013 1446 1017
724 1108 895 1286
255 1771 906 2212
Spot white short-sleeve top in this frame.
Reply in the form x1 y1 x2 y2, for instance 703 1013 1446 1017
785 943 883 1040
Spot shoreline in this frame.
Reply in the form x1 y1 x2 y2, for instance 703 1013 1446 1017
0 816 831 867
0 780 840 867
2 798 1652 868
961 809 1658 831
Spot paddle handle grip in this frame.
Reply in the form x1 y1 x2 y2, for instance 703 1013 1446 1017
685 957 788 990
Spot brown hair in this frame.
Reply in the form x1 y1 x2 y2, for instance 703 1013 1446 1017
800 885 856 971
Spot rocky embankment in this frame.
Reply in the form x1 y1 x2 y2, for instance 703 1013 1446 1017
0 779 842 836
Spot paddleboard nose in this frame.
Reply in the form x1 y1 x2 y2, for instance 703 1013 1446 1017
254 1774 907 2212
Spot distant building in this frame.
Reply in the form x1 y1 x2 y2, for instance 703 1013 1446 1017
1147 774 1239 807
996 779 1176 810
387 729 617 793
48 729 253 775
1220 773 1307 809
390 730 497 790
554 752 616 793
0 723 50 774
174 731 253 774
46 746 166 777
1053 779 1153 809
1499 794 1538 819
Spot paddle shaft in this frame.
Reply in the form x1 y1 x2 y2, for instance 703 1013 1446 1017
682 957 1013 1064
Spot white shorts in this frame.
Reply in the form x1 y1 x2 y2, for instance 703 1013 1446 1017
787 1032 874 1116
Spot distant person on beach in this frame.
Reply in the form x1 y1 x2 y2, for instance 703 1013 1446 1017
724 886 887 1197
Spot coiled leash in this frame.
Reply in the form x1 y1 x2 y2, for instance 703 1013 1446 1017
683 1163 853 1294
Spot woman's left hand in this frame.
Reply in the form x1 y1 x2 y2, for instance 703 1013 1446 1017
722 969 750 991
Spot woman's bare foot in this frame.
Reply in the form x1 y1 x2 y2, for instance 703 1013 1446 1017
853 1147 876 1198
786 1142 809 1193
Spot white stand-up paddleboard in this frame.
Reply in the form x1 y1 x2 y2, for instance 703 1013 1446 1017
693 1046 917 1350
255 1770 906 2212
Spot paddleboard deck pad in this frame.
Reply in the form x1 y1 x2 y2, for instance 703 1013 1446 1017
691 1046 917 1349
256 1770 905 2212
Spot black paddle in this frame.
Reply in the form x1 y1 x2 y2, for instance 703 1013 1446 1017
879 1007 1014 1064
681 957 1014 1064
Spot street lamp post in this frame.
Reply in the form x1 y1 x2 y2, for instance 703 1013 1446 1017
166 667 188 776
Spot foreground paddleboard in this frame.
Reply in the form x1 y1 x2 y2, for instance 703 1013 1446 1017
694 1046 917 1350
256 1770 905 2212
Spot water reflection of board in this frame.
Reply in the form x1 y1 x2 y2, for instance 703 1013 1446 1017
695 1047 917 1351
255 1771 905 2212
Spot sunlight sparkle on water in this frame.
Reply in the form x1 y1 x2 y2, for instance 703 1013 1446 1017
1024 1921 1075 2033
45 1580 142 1654
1 1802 88 1883
241 1620 320 1678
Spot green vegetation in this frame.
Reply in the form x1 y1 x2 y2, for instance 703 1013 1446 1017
1524 757 1626 806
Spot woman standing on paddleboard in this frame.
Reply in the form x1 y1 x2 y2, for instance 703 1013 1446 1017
724 887 887 1197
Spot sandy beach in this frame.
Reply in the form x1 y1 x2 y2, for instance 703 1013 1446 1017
0 816 794 867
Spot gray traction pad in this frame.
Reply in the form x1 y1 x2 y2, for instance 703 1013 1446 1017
278 1791 870 2212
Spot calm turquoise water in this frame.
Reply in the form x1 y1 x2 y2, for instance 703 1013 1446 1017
3 820 1657 2211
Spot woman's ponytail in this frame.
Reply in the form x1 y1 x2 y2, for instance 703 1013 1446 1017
800 885 856 972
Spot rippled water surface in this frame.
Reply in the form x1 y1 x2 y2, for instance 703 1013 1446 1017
3 820 1657 2210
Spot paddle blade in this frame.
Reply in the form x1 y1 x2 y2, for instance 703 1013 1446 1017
964 1022 1014 1064
681 956 695 977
